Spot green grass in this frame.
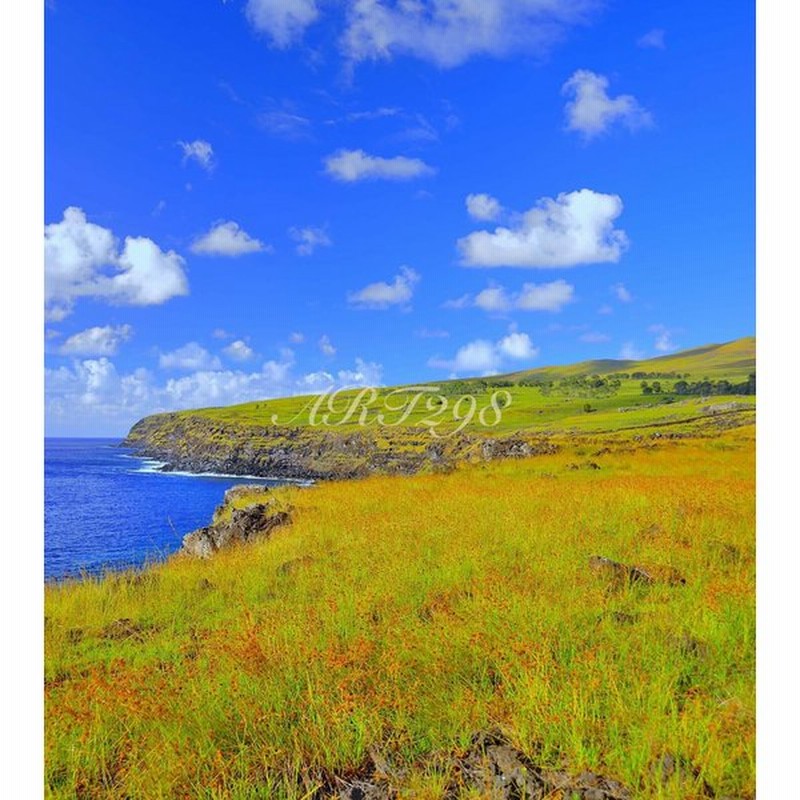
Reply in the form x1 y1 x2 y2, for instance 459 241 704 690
45 427 755 798
130 337 754 442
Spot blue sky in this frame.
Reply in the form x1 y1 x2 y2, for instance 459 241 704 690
45 0 754 436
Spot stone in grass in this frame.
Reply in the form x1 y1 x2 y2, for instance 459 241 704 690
649 753 715 797
588 555 654 588
100 618 146 641
182 504 292 558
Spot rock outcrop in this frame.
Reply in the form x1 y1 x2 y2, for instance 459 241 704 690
182 486 292 558
123 412 559 481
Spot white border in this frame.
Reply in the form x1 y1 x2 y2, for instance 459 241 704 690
757 0 799 797
4 0 44 791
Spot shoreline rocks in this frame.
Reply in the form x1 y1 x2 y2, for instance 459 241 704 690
123 413 559 482
182 486 293 558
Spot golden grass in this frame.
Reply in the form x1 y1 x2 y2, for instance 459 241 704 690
45 426 755 799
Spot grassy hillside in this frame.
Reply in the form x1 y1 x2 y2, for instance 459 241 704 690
128 338 755 435
45 427 755 798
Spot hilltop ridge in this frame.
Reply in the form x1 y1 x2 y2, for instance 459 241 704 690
123 337 755 480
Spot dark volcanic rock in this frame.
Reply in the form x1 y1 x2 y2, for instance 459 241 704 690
182 488 293 558
318 731 632 800
588 555 654 588
123 411 559 481
648 752 715 797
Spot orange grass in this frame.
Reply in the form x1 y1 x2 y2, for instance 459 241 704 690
45 426 755 798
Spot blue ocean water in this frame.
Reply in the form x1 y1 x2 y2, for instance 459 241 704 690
45 438 296 581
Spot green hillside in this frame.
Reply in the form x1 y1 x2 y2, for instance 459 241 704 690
155 336 755 435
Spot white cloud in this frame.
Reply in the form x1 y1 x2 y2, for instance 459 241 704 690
429 330 539 375
613 282 633 303
318 334 337 356
223 340 255 362
453 280 576 313
649 324 679 353
178 139 215 171
45 207 189 319
159 343 222 371
442 294 471 310
289 332 306 344
258 109 312 139
473 286 510 313
345 106 402 122
431 339 500 374
497 332 538 360
212 328 234 340
619 342 644 360
458 189 628 268
562 70 652 140
348 266 420 309
59 324 133 357
637 28 665 49
289 225 332 255
597 304 613 315
245 0 319 47
46 351 386 436
324 149 435 182
341 0 601 68
466 193 502 221
516 280 575 311
191 221 269 256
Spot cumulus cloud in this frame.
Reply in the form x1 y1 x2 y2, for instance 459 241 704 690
458 189 628 268
497 332 538 360
429 330 539 375
348 266 420 309
190 221 269 256
301 358 384 392
562 70 652 140
289 332 306 344
178 139 215 171
245 0 319 47
466 193 502 221
159 343 222 371
650 324 679 353
637 28 665 49
318 335 337 356
451 280 575 313
45 207 189 319
47 350 388 436
289 225 332 255
613 282 633 303
341 0 601 68
59 324 133 357
324 149 435 182
223 340 255 362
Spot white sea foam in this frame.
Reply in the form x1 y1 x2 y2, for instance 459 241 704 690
127 456 313 485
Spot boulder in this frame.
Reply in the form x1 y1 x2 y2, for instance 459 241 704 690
182 502 292 558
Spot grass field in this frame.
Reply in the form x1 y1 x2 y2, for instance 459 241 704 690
152 338 755 439
45 425 755 798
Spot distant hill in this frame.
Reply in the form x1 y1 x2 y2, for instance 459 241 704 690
502 337 754 383
124 336 755 481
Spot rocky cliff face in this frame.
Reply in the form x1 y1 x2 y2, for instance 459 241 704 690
123 412 559 480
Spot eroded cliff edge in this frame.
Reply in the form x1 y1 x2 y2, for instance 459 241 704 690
123 411 559 480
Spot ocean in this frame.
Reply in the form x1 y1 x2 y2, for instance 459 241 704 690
44 438 297 580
